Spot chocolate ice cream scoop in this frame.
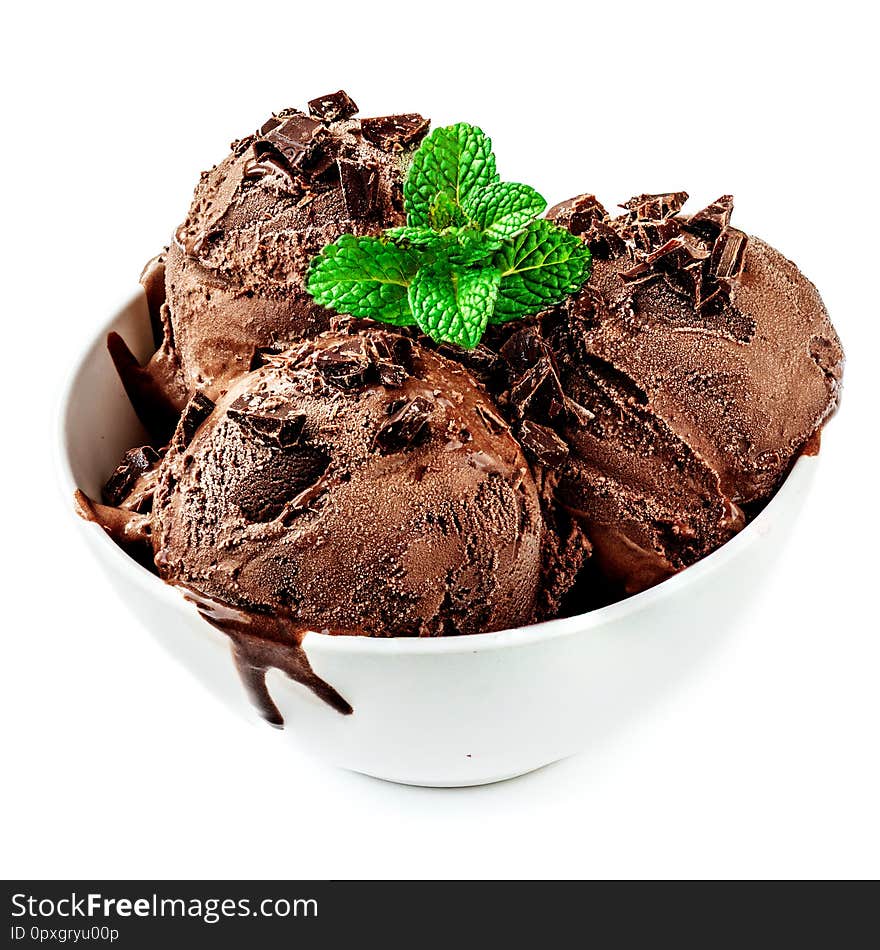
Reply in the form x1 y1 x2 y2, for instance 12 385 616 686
151 329 551 647
111 92 429 439
534 193 843 594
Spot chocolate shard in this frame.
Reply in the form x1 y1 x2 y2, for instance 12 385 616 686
308 90 359 122
509 357 553 416
684 195 735 242
369 333 413 387
500 326 547 373
709 227 748 281
102 446 161 507
621 217 682 254
313 339 373 389
228 399 307 449
547 194 609 235
174 392 215 451
620 259 658 287
337 159 378 217
475 402 509 435
360 114 430 152
519 420 570 468
259 115 282 136
621 192 689 219
436 341 500 378
565 397 595 427
372 333 414 371
375 396 433 453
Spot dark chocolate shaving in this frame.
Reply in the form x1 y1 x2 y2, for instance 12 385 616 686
548 194 610 235
612 194 749 313
621 192 689 219
228 398 307 449
683 195 734 242
337 159 378 217
313 338 374 390
475 402 509 435
173 392 215 451
519 420 570 469
709 227 748 280
360 114 429 151
499 326 547 373
103 446 160 507
308 90 359 122
375 397 433 453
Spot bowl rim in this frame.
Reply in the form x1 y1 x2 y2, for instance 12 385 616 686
57 288 817 657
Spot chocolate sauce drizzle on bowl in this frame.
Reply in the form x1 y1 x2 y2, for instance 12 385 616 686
181 587 353 725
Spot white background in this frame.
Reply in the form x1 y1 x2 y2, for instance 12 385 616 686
2 1 878 879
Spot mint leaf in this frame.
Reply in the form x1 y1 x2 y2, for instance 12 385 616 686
491 220 592 322
307 235 420 325
385 226 446 247
306 120 593 345
430 191 458 230
386 227 502 266
461 182 547 239
408 265 501 348
447 230 503 265
404 123 498 228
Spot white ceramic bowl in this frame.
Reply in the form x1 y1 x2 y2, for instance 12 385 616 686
59 289 818 786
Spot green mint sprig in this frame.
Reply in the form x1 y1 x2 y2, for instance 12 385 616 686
306 122 591 349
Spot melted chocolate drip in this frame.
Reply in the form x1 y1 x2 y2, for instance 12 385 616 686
182 588 353 725
107 332 182 444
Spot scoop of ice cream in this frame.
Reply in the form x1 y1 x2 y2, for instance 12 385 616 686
517 192 844 594
151 328 553 638
111 92 430 438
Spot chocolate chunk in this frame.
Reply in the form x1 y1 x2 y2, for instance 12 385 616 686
696 278 733 314
709 227 748 280
500 326 547 373
337 159 378 217
173 392 215 450
376 362 408 387
228 398 307 449
308 90 358 121
232 450 330 523
510 357 554 416
684 195 734 242
364 334 411 388
257 113 327 175
519 420 569 468
375 397 433 453
102 446 160 507
621 192 689 219
313 339 373 389
360 114 429 152
436 342 500 379
621 217 682 253
259 115 282 136
547 194 609 235
586 219 628 259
